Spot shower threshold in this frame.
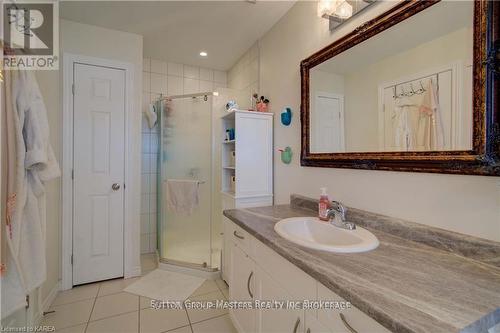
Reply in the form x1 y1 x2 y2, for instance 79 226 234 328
159 258 220 279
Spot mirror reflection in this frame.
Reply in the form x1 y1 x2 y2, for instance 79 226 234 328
309 1 473 153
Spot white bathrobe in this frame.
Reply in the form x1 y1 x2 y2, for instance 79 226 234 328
1 70 30 319
2 70 60 318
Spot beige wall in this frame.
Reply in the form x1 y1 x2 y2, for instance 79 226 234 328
256 1 500 241
36 19 143 304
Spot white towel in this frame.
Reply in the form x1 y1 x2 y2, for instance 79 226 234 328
165 179 199 215
145 104 157 129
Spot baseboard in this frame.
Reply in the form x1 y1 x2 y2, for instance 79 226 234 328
34 281 61 325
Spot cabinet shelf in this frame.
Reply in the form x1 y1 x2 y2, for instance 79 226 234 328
223 140 236 144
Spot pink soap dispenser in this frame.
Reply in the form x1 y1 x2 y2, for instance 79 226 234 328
318 187 330 222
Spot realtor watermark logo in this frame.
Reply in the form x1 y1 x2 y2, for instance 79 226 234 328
2 0 59 70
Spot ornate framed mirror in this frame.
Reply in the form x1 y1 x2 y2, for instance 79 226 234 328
300 0 500 175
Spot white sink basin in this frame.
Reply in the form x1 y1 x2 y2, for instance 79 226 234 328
274 217 379 253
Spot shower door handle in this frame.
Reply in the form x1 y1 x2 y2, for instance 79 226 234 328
112 183 121 191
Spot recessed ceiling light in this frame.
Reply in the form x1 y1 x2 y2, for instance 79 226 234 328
199 51 208 57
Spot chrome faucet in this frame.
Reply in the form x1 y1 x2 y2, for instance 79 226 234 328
326 201 356 230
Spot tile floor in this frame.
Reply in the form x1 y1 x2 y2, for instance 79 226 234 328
42 254 235 333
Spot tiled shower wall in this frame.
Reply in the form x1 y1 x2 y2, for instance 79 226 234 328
141 58 227 254
227 41 259 106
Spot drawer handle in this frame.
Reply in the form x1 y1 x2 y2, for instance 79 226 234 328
247 271 254 298
293 317 300 333
340 313 358 333
233 230 245 240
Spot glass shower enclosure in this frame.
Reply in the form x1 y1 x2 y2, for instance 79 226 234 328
156 92 220 271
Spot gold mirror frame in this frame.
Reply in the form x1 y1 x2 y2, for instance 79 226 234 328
300 0 500 176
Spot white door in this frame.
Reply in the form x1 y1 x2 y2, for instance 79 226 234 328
314 93 345 153
73 63 126 285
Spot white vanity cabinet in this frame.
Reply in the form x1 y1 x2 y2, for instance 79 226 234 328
229 244 257 333
317 284 391 333
225 219 393 333
255 266 304 333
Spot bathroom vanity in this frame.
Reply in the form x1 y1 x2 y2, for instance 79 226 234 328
222 195 500 333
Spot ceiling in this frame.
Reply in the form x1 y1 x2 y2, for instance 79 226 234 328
60 1 295 70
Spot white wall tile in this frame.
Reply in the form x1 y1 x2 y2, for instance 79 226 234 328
249 58 259 84
149 193 157 213
199 80 214 93
214 70 227 84
142 72 150 92
141 234 150 254
151 59 167 74
183 78 199 94
141 174 150 194
142 56 228 254
149 234 157 251
150 73 163 94
167 76 183 95
149 154 158 174
141 214 150 235
149 216 157 234
168 62 184 77
142 92 150 114
150 177 157 193
249 42 259 61
143 58 151 73
150 133 159 154
161 75 168 94
184 65 199 79
142 133 151 153
141 194 149 214
141 154 150 174
199 68 214 81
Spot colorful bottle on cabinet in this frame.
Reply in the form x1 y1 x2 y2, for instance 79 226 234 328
318 187 330 221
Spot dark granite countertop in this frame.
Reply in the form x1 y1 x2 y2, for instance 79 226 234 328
223 195 500 333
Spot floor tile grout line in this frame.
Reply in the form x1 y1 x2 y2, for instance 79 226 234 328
84 309 140 329
50 295 97 308
190 312 230 327
53 281 136 308
84 283 101 333
138 296 141 333
158 323 192 333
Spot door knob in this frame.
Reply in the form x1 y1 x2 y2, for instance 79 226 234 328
112 183 121 191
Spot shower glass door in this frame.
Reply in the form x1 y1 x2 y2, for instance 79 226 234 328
158 95 213 268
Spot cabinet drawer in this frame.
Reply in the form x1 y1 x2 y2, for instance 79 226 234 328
252 239 316 300
224 217 252 254
317 283 391 333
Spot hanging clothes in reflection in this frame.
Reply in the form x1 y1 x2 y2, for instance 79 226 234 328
391 79 444 151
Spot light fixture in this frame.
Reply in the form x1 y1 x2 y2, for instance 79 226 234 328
334 1 353 19
317 0 352 19
199 51 208 57
317 0 335 18
318 0 376 31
